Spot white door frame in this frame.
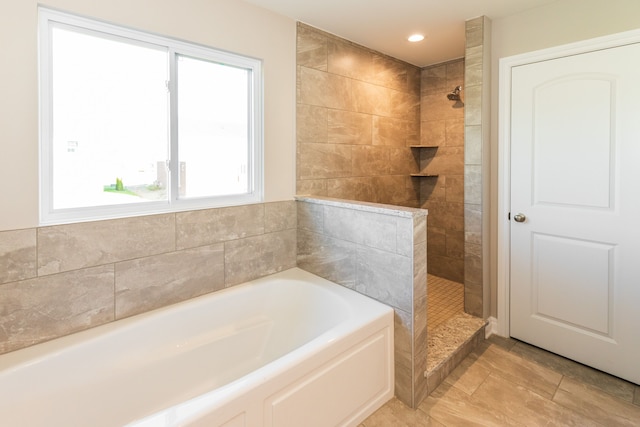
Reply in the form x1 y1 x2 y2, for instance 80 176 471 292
496 28 640 338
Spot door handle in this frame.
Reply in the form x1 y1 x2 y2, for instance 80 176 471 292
513 213 526 223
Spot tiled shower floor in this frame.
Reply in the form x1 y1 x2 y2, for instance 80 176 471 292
427 275 464 333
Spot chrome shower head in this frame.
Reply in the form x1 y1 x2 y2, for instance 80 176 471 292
447 85 462 101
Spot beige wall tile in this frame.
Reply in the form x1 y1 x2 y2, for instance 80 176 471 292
393 308 413 407
297 104 327 143
323 205 398 253
355 246 412 312
446 60 465 84
388 147 418 175
445 118 464 147
464 281 483 317
465 16 484 49
420 176 446 202
421 64 447 96
353 80 392 116
297 143 352 180
352 145 390 176
296 178 328 196
296 23 327 71
413 243 427 301
328 109 372 145
176 204 264 250
326 177 375 201
0 265 114 354
373 116 409 147
464 45 483 87
0 229 36 285
327 39 372 81
424 146 464 175
446 230 465 260
428 253 465 283
115 244 225 319
326 73 357 111
298 66 359 110
427 227 447 256
264 201 297 233
420 119 446 148
38 214 175 276
296 201 324 233
464 203 482 245
464 165 482 205
421 94 464 122
465 248 483 300
296 25 420 209
296 229 356 287
464 125 482 165
445 175 465 203
464 84 482 126
396 216 416 258
391 90 420 120
371 175 412 204
407 65 422 95
394 308 413 372
224 229 296 286
371 54 410 92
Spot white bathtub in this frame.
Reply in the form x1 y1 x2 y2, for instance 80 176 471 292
0 268 394 426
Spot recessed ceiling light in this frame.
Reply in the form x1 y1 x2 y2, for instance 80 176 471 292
408 34 425 43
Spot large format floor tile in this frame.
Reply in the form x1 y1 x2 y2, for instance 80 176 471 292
361 336 640 427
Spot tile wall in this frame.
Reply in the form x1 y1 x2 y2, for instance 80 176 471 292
296 23 422 206
0 201 297 354
464 17 491 318
419 59 465 283
296 196 428 408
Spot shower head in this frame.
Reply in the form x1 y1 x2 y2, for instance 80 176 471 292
447 86 462 101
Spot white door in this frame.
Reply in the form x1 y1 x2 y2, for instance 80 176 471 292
509 42 640 384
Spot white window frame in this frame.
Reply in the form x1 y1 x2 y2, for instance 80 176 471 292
38 7 263 225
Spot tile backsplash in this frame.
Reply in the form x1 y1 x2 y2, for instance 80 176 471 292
0 201 296 354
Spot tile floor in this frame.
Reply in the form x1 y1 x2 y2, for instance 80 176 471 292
361 336 640 426
427 275 464 333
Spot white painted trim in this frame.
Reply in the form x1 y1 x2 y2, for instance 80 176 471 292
484 317 498 339
497 27 640 340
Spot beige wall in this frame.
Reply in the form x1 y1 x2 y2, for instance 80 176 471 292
0 0 296 232
489 0 640 317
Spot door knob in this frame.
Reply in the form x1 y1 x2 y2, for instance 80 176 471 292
513 213 526 223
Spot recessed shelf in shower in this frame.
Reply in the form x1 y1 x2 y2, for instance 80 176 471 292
410 145 439 177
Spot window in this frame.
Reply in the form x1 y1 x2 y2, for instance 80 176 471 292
39 8 263 225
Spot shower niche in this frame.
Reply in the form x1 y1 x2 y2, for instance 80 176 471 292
409 145 439 178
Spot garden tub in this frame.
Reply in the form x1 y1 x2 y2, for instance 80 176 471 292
0 268 394 426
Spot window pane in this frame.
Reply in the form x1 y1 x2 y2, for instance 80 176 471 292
51 27 168 209
177 55 250 199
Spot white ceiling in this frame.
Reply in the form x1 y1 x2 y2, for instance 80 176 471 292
243 0 558 67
